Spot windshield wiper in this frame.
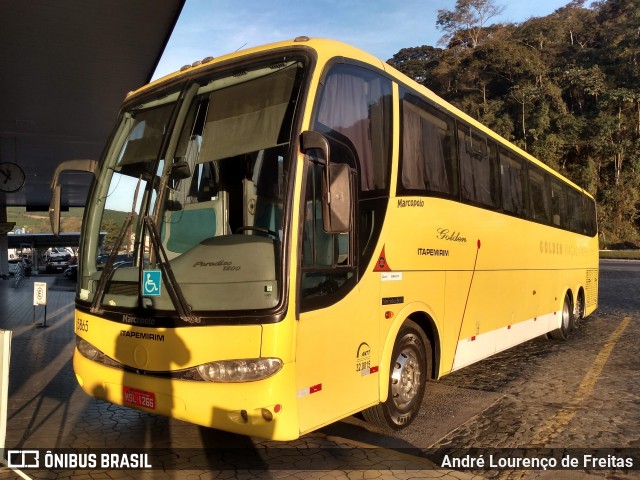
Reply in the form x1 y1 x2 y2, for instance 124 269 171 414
143 216 201 324
90 190 200 323
91 175 143 315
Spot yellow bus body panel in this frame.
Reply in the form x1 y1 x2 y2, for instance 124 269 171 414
74 311 300 440
76 38 599 439
379 197 598 376
77 311 262 368
295 269 381 434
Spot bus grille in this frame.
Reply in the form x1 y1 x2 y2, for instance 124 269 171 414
586 269 598 307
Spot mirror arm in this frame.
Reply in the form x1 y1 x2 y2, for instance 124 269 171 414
49 159 98 236
301 131 331 202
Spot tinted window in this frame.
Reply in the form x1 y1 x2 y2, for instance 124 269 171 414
459 125 500 208
550 179 568 227
399 91 458 197
565 188 582 233
314 64 392 194
500 150 527 217
584 197 597 236
564 187 597 236
300 161 354 311
529 168 551 223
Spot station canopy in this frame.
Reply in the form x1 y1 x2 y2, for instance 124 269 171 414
0 0 185 210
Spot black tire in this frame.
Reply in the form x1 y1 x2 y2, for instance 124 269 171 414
574 291 586 328
362 320 430 430
549 294 573 340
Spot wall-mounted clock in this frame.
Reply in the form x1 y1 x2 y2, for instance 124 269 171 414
0 162 26 193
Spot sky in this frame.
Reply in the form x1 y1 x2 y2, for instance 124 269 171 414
152 0 576 80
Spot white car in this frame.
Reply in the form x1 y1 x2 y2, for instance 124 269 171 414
8 259 21 275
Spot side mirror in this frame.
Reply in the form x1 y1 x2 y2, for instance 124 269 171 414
322 163 352 233
49 159 98 236
300 130 352 234
300 130 329 163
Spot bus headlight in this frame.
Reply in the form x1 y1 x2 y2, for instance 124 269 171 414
76 337 101 361
196 358 282 382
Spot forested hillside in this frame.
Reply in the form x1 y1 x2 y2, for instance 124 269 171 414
388 0 639 246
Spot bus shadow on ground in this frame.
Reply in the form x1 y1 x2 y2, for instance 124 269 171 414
320 382 501 450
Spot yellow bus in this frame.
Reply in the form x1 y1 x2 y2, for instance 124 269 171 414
51 37 598 441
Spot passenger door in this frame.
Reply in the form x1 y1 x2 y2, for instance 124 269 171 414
295 62 392 434
296 159 380 434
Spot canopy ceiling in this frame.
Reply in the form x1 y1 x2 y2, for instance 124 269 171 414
0 0 185 210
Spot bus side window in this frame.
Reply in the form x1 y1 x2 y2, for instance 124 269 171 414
303 162 336 267
565 187 581 233
584 197 597 237
550 180 567 227
399 92 458 197
459 125 499 208
566 187 595 235
314 64 392 194
499 150 527 217
300 161 354 310
528 168 551 224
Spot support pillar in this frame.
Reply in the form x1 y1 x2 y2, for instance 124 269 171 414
0 202 11 279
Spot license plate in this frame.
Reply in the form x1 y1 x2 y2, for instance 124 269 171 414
123 386 156 410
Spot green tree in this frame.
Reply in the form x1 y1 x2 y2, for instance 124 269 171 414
387 46 443 84
101 219 123 253
436 0 505 49
509 82 540 150
560 65 606 114
387 0 640 243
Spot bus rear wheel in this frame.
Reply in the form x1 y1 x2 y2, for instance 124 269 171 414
549 294 573 340
362 320 430 430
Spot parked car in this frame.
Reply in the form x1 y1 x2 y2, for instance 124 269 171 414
8 259 21 275
45 247 71 262
46 257 68 273
8 258 31 276
63 264 78 281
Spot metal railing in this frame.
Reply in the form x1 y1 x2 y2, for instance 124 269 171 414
12 263 24 288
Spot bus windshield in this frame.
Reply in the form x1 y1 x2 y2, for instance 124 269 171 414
80 58 306 317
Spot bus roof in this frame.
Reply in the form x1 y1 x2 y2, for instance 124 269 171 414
127 37 592 199
128 37 384 97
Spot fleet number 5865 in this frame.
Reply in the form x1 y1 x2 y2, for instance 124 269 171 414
76 318 89 332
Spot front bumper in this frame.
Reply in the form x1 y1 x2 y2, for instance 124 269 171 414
73 350 300 441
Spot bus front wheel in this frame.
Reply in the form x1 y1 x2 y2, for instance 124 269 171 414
363 320 430 430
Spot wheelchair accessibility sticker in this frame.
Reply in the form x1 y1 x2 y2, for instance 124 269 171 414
142 270 162 296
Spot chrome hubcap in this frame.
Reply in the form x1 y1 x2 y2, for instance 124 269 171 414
391 348 421 409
